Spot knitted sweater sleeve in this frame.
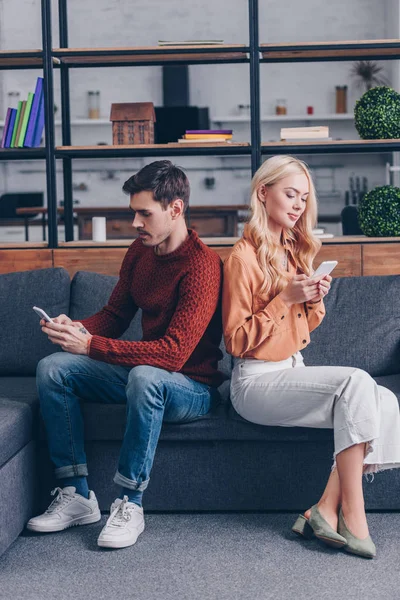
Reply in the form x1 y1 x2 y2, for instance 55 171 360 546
79 244 139 338
88 255 222 370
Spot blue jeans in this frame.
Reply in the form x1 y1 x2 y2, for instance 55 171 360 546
36 353 217 492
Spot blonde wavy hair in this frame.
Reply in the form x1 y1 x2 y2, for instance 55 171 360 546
246 155 321 296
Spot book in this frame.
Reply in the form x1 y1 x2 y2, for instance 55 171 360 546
32 91 45 147
14 101 27 148
184 133 232 140
314 232 334 238
17 92 34 147
281 137 332 142
185 129 232 134
177 138 232 144
158 40 224 46
280 126 329 134
1 108 12 148
280 126 329 139
10 101 23 148
4 108 17 148
24 77 44 148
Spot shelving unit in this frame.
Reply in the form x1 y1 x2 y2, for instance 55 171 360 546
1 1 400 249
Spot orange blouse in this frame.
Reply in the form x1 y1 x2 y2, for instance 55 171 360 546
222 234 325 361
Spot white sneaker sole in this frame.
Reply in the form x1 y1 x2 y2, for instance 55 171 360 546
27 509 101 533
97 521 145 549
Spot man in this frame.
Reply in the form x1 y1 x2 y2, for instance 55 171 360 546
27 160 224 549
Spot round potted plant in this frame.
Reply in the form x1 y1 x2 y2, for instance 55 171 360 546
354 86 400 139
358 185 400 236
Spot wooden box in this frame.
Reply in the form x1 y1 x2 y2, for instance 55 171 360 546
110 102 156 145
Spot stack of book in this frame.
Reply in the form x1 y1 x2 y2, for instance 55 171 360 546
0 77 45 149
280 126 331 142
177 130 233 144
158 40 224 46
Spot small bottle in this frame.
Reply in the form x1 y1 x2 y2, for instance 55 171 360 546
88 90 100 119
276 99 287 115
335 86 347 114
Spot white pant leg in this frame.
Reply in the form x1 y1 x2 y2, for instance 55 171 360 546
364 385 400 474
231 361 400 473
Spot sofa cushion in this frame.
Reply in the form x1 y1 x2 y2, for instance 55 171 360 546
69 271 142 341
374 373 400 397
0 377 38 410
0 268 70 376
0 400 33 466
302 275 400 377
69 270 232 399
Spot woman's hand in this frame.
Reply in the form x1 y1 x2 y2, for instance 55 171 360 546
280 274 331 306
308 274 332 303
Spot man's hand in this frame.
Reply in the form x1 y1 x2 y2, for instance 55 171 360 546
42 322 92 355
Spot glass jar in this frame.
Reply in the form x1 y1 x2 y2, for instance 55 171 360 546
87 90 100 119
275 98 287 115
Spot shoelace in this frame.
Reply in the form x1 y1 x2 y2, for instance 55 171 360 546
106 496 134 528
45 487 72 514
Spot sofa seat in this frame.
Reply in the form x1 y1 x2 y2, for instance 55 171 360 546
34 373 400 445
0 399 37 555
0 400 34 467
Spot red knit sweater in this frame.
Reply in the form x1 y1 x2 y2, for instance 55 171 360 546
81 230 225 387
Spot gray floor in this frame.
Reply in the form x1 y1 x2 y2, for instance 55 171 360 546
1 513 400 600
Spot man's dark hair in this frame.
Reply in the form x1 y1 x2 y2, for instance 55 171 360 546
123 160 190 212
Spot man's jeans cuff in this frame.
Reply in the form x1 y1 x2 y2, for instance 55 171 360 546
55 464 89 479
114 471 149 491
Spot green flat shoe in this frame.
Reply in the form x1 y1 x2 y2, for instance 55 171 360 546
308 504 347 548
291 514 314 539
338 509 376 559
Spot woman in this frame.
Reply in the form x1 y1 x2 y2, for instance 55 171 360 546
222 155 400 559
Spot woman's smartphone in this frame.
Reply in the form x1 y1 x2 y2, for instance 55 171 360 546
32 306 54 323
312 260 338 278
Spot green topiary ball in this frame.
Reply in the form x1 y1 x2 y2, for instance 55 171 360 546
358 185 400 236
354 86 400 139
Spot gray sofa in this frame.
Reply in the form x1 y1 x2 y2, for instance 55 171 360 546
1 266 400 557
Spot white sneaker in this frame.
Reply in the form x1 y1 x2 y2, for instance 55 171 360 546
97 496 145 549
26 486 101 533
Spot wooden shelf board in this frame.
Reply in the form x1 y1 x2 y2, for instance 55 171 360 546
53 45 249 65
54 236 400 249
0 242 48 248
262 139 400 146
58 237 242 248
261 39 400 60
57 143 250 150
261 139 400 153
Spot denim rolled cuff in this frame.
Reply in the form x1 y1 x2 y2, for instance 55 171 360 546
55 463 89 479
113 470 149 492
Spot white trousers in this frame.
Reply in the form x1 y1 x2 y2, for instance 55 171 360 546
231 353 400 473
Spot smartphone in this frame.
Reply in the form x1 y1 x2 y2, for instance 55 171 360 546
32 306 54 323
312 260 338 278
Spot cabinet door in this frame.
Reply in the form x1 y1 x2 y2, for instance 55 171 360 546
362 244 400 276
314 244 361 277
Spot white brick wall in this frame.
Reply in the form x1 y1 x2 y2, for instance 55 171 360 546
0 0 397 237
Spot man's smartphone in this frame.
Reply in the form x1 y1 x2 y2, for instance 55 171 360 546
312 260 338 278
32 306 54 323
